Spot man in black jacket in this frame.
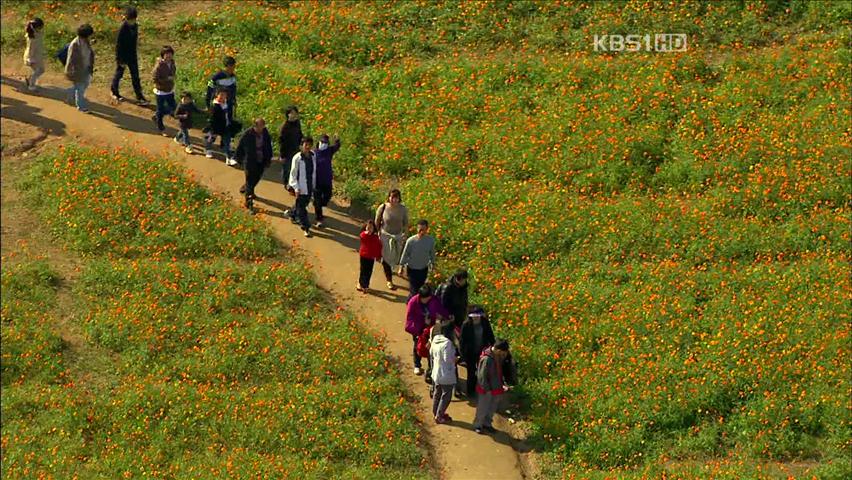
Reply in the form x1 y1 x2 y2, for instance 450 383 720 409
110 7 147 105
437 269 470 327
235 118 273 214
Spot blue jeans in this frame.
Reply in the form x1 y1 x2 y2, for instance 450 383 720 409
205 132 232 158
155 93 177 131
174 127 190 146
68 76 91 111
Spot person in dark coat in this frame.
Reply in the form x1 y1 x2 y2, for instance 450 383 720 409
110 7 147 104
312 133 340 228
235 118 273 214
204 88 238 163
459 306 495 397
278 105 303 220
205 56 237 116
437 269 470 327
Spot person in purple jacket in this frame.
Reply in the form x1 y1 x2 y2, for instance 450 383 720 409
312 133 340 228
404 284 449 375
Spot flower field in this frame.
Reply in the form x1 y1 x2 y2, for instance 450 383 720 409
3 0 851 477
2 146 427 479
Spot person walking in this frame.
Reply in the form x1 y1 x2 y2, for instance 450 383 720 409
206 56 237 116
64 24 95 113
234 118 273 214
288 136 316 237
357 220 383 292
150 45 176 136
400 219 437 299
23 17 45 92
436 269 470 327
313 133 340 228
473 339 511 435
404 285 448 376
430 322 458 424
204 88 236 162
173 91 202 153
278 105 302 220
110 7 147 105
375 189 409 290
459 306 495 397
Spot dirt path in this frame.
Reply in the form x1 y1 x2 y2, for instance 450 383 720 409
1 68 529 479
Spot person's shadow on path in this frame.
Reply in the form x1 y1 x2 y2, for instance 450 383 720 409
1 86 67 136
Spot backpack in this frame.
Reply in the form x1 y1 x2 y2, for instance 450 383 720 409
56 42 70 65
416 326 431 359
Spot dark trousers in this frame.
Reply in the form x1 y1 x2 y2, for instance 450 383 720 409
313 183 332 221
464 355 478 396
155 93 177 131
294 194 312 231
244 167 263 201
412 334 422 368
358 256 376 289
381 261 394 282
111 60 144 99
407 267 428 299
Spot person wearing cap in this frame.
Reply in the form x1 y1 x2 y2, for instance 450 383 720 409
460 306 495 397
473 339 511 434
312 133 340 228
436 269 469 328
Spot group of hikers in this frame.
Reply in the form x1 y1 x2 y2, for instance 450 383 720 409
22 7 517 436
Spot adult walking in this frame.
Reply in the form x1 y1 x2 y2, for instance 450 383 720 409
313 133 340 228
235 118 273 214
437 269 469 327
288 136 316 237
110 7 147 105
23 17 45 92
430 322 458 424
375 189 409 290
459 307 495 397
404 285 448 376
400 219 437 299
150 46 176 136
278 105 302 221
64 24 95 113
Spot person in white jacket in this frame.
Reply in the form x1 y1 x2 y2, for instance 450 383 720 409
288 136 316 237
430 323 458 424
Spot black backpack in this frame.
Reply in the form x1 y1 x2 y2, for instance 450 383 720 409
55 42 70 65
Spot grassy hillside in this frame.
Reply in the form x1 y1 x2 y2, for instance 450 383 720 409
1 145 427 479
2 0 850 477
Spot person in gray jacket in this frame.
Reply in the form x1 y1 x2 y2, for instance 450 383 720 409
473 339 511 435
65 24 95 112
400 219 436 299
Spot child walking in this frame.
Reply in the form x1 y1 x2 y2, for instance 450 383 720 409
64 23 95 113
23 17 45 92
206 56 237 116
204 88 236 164
151 45 176 136
357 220 383 292
174 91 202 153
430 322 458 424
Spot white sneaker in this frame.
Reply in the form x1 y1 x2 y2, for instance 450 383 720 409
205 150 214 159
184 146 193 154
414 367 423 375
315 221 324 228
225 157 238 166
303 230 311 238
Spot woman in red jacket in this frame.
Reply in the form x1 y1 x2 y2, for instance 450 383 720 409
357 220 383 293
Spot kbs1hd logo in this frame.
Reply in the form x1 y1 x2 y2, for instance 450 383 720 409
593 34 688 53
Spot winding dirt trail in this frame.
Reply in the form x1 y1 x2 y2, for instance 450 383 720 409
1 66 528 479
